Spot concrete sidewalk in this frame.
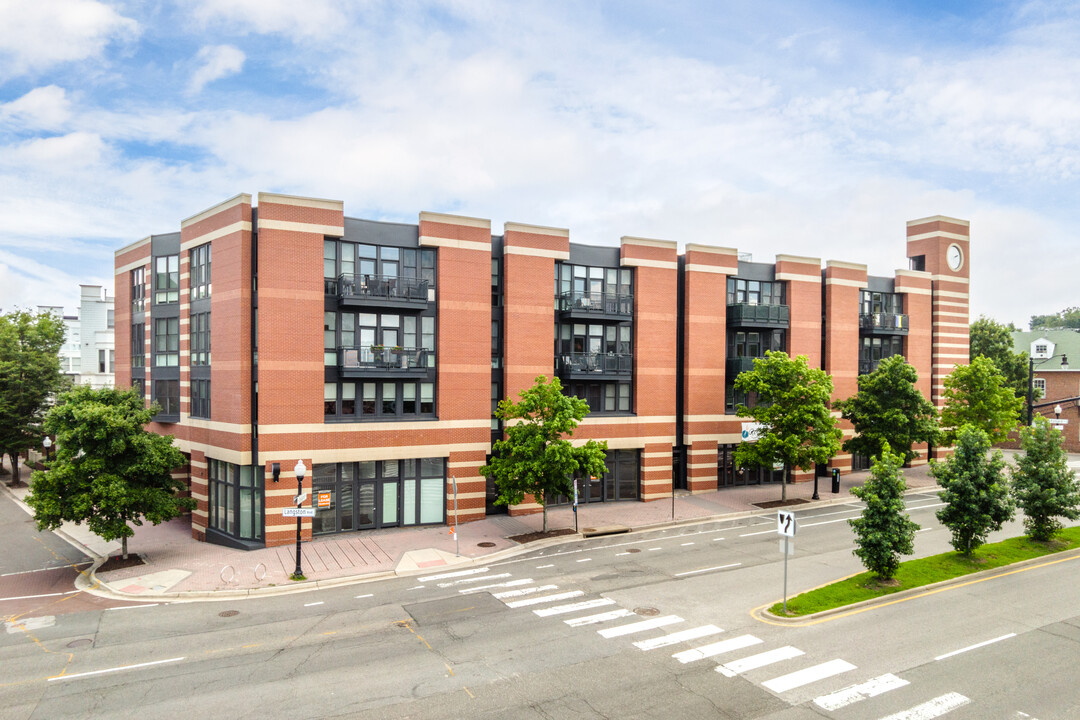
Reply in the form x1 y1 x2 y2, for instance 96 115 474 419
1 457 950 602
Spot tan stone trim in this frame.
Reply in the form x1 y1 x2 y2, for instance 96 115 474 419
504 245 569 260
257 192 342 212
686 244 737 255
419 236 491 252
933 290 969 299
183 418 252 433
579 415 677 426
183 193 252 228
776 254 821 266
191 491 208 502
115 257 150 275
641 492 674 501
683 414 730 423
621 235 676 250
825 260 867 272
173 439 251 465
447 460 482 469
642 451 672 459
687 462 718 470
420 211 491 229
824 278 865 288
620 257 678 270
907 215 969 227
260 419 490 434
930 274 969 284
684 263 730 275
895 269 933 279
260 442 491 464
115 235 152 257
504 221 568 237
898 287 932 296
907 230 969 242
448 491 487 501
258 219 345 236
685 432 743 444
775 272 821 283
182 221 251 250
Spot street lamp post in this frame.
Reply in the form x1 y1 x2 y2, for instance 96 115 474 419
1028 353 1068 426
292 460 307 580
42 436 52 462
812 469 820 500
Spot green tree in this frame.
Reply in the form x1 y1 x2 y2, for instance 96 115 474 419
0 309 68 486
848 443 920 580
835 355 938 465
26 386 194 559
939 356 1022 445
969 315 1032 407
733 351 842 501
480 376 608 532
930 425 1014 555
1029 306 1080 331
1011 416 1080 542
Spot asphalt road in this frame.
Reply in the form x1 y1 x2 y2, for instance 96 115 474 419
2 494 1078 719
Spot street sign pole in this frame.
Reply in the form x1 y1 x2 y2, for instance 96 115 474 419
573 478 579 534
451 474 459 557
783 535 789 614
777 510 797 614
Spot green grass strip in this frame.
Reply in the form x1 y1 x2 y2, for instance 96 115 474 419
770 526 1080 617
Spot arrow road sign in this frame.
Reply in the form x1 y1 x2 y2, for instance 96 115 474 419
777 510 796 538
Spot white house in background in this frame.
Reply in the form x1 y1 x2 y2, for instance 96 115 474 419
39 285 115 389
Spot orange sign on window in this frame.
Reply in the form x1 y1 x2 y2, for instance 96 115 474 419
317 491 332 508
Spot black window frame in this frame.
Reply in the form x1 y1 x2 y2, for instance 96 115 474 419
191 378 211 419
154 255 179 305
190 242 212 300
154 317 179 367
153 379 179 417
191 311 211 366
131 267 146 314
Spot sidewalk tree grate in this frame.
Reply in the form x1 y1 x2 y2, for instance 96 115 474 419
66 638 92 649
633 607 660 616
218 610 240 618
477 542 497 548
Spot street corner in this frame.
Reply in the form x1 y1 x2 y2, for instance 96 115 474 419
395 548 475 576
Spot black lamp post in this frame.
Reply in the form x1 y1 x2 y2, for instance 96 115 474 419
1028 353 1068 426
291 459 307 580
42 436 52 462
812 469 820 500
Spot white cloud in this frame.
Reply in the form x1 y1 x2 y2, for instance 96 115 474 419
0 86 72 131
186 44 246 95
0 0 138 78
183 0 349 39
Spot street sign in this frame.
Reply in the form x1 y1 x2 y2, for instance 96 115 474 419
283 507 315 518
1049 419 1069 426
294 493 308 506
777 510 796 537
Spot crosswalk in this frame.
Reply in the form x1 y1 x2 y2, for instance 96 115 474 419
417 566 975 719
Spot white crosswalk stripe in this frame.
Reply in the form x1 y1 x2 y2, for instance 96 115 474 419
716 646 804 677
762 659 857 693
673 634 761 664
504 591 584 608
813 674 910 711
418 567 488 582
438 573 510 587
633 625 723 651
876 692 970 720
489 584 557 598
564 609 635 627
460 579 534 594
534 598 616 617
598 615 684 639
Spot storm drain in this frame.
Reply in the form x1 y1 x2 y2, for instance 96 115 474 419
477 542 497 548
66 638 93 649
633 607 660 616
218 610 240 618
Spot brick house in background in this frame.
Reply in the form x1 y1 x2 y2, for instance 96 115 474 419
114 194 970 549
1011 330 1080 452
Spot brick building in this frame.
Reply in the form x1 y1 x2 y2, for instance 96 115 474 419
1011 330 1080 451
114 194 970 549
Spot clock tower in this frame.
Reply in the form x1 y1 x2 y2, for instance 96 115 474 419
906 216 971 453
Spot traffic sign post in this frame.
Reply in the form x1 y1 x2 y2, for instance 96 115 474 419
777 510 797 613
451 475 459 557
573 478 579 534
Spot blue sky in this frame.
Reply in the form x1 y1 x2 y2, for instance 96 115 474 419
2 0 1079 327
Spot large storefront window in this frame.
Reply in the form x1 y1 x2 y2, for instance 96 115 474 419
717 444 785 487
208 459 262 541
551 449 640 504
310 458 445 535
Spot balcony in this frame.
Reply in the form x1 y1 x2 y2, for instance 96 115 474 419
338 346 431 378
859 359 881 375
860 312 909 335
727 303 789 328
726 355 760 377
556 352 633 380
557 291 633 321
336 274 430 310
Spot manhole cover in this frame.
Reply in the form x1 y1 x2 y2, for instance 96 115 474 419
633 606 660 616
477 541 497 548
627 548 642 553
66 638 93 649
218 610 240 618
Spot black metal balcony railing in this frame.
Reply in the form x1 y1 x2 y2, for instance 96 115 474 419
726 355 760 376
859 359 881 375
338 346 431 376
557 291 633 318
336 274 430 308
556 352 633 378
727 303 790 328
859 312 909 334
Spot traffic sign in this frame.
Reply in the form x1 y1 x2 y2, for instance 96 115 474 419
283 508 316 518
294 493 308 506
1049 419 1069 426
777 510 796 537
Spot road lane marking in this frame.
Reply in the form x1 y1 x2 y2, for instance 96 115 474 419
438 573 511 587
934 633 1016 661
0 590 80 602
674 563 741 577
1 563 91 577
615 552 630 556
740 529 777 537
408 586 425 590
673 634 761 663
564 609 634 626
576 558 592 563
598 615 683 638
535 564 554 569
534 598 616 617
104 604 158 611
712 537 725 541
492 585 558 599
48 657 185 682
681 542 694 546
418 568 489 582
504 591 584 608
876 692 970 719
717 646 804 677
355 594 373 599
304 602 324 607
762 659 856 693
459 579 532 594
633 625 722 650
813 673 909 710
648 547 662 551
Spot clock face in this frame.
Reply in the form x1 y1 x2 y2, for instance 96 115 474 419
946 244 963 271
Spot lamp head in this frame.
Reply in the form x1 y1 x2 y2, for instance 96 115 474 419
294 460 306 482
43 437 51 449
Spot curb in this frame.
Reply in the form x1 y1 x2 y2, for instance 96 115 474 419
754 545 1080 626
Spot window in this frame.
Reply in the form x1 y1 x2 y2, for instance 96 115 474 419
1033 378 1046 396
326 241 436 290
860 291 903 315
325 380 435 420
310 458 445 534
131 324 145 367
153 379 179 416
726 278 785 306
565 381 631 413
191 312 211 366
107 309 114 329
207 460 261 541
154 318 179 366
131 267 146 314
332 311 436 368
190 243 211 300
728 329 785 358
99 349 106 373
191 379 211 418
860 336 904 374
1035 344 1048 356
154 255 179 304
132 378 145 402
